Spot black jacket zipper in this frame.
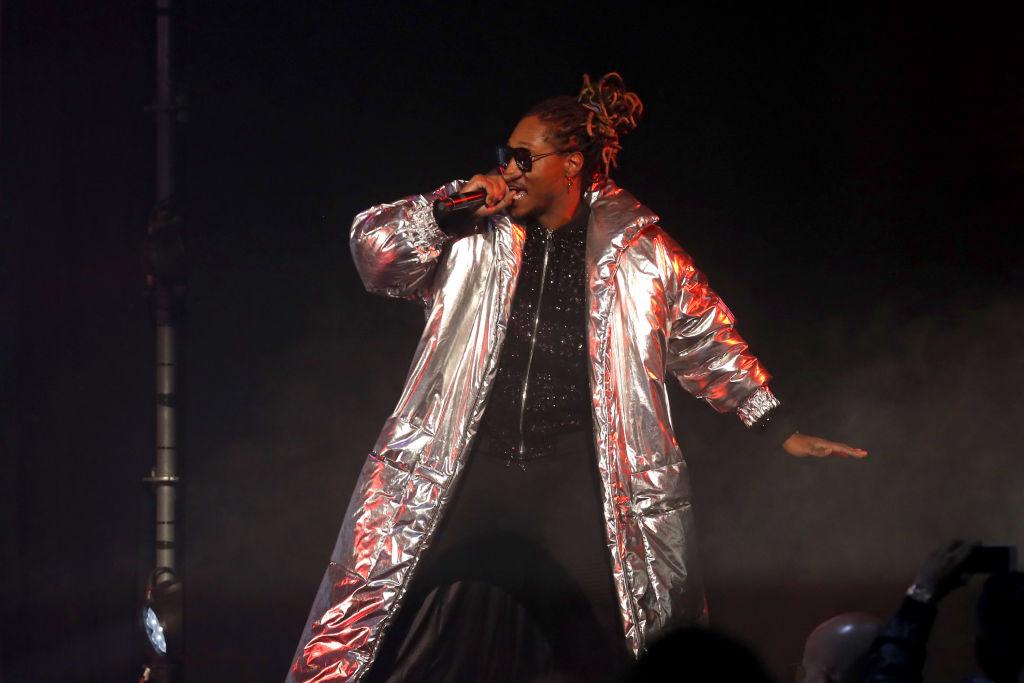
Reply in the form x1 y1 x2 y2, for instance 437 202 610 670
508 227 553 468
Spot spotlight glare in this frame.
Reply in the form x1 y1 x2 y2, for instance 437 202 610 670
140 568 182 659
144 607 168 655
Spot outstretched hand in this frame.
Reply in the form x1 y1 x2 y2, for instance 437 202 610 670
782 432 868 459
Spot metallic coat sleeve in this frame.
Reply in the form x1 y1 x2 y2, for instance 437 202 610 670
349 181 462 307
660 236 776 425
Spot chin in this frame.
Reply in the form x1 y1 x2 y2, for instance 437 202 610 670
509 202 531 220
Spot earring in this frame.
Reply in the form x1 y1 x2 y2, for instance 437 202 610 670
566 175 573 193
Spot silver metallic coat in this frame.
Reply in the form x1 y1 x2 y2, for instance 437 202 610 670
287 180 780 682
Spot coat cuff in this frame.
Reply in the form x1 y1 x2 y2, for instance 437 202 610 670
397 202 450 263
737 386 800 445
736 385 780 427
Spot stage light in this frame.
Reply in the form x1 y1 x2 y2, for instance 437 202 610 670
141 568 182 660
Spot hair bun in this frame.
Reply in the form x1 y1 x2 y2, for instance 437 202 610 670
577 72 643 177
579 73 643 135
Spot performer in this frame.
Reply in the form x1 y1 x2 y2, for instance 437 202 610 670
286 73 866 683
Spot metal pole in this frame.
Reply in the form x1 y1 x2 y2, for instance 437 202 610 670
155 0 174 202
152 299 177 574
1 0 5 149
142 1 184 679
149 0 178 581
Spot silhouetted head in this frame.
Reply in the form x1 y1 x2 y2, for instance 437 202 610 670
797 612 883 683
975 571 1024 683
626 626 775 682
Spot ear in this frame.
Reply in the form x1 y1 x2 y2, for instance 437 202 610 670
564 150 584 179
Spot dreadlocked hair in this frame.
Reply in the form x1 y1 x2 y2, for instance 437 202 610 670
524 72 643 186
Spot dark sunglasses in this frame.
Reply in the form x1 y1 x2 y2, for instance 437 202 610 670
496 145 576 174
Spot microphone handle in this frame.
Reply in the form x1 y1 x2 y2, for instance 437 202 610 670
433 190 488 217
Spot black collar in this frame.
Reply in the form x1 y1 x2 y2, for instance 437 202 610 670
527 201 590 241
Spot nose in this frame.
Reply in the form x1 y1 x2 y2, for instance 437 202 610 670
499 151 523 182
501 160 523 183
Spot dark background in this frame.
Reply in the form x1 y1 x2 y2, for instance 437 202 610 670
3 2 1023 681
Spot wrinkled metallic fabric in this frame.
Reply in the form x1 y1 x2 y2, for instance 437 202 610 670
286 179 777 682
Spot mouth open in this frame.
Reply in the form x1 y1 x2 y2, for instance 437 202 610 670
511 189 526 201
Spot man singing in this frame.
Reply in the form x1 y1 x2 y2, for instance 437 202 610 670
287 72 866 683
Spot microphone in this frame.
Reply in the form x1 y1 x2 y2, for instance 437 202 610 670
433 190 488 218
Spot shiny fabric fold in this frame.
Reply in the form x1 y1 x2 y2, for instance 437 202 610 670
287 179 779 682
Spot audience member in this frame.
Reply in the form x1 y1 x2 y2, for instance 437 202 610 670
863 539 1022 683
624 626 775 682
796 612 882 683
972 571 1024 683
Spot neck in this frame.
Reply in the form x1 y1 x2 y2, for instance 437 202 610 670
538 188 583 231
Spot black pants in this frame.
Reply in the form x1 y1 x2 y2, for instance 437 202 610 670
364 430 631 683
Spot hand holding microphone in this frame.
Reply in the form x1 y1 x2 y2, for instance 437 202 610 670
434 174 514 220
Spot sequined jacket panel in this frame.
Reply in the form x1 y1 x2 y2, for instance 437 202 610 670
477 203 591 462
286 179 781 682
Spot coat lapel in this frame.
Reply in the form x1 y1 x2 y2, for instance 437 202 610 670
585 180 660 282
